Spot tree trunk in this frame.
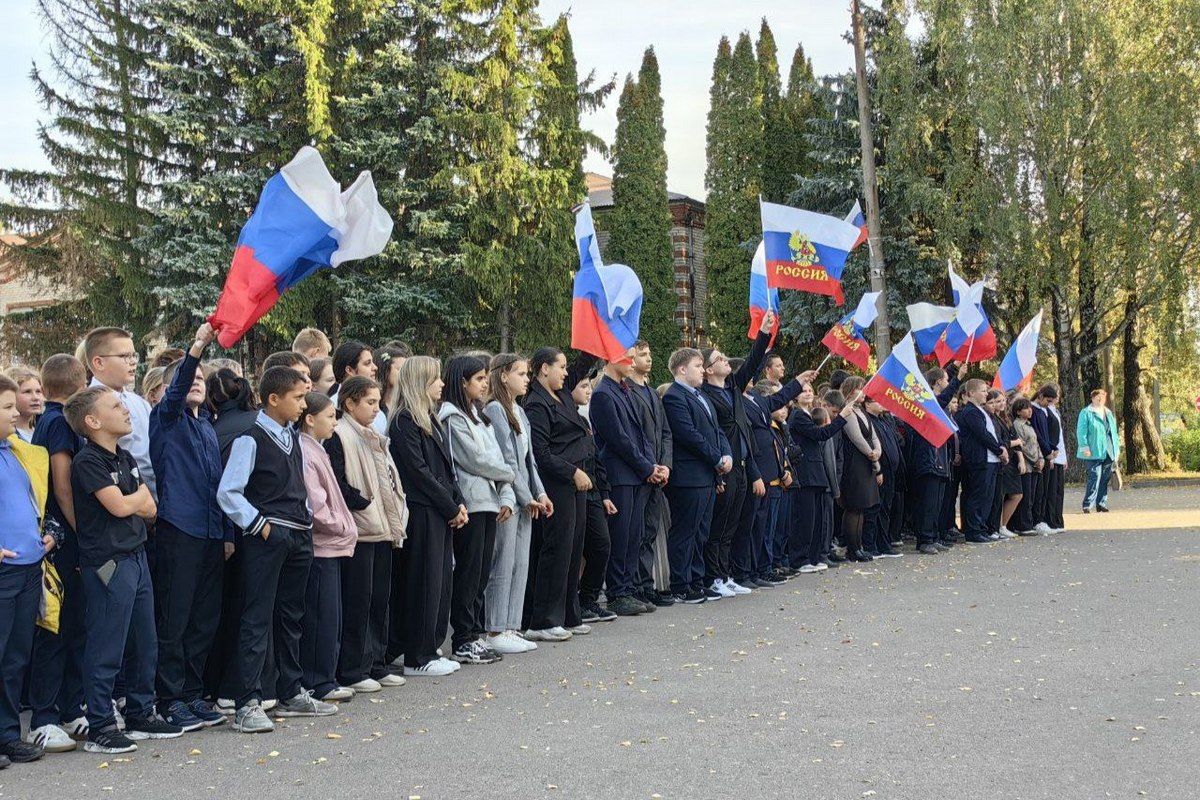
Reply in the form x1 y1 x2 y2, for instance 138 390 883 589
1051 286 1084 482
1122 294 1167 473
498 295 511 353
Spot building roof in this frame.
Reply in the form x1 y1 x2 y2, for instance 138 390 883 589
585 172 703 211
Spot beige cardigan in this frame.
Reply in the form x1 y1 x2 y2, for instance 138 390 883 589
334 415 408 546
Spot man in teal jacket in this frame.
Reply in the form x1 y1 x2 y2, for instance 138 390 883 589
1076 389 1120 512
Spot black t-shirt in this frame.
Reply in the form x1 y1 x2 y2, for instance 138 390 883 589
71 441 148 567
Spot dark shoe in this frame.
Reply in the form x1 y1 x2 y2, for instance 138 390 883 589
636 597 657 613
1081 507 1092 514
84 727 137 754
0 739 43 763
650 592 675 607
581 603 613 623
1097 505 1109 513
124 715 183 740
934 542 951 552
938 538 956 548
682 590 707 604
187 699 226 727
827 552 847 563
160 700 205 732
850 549 874 562
607 596 644 616
917 543 940 555
703 587 723 600
965 535 992 543
818 558 839 569
749 577 774 589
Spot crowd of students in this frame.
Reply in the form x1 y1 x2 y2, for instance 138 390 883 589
0 310 1080 766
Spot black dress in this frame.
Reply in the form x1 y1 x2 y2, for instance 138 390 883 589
999 419 1023 495
839 411 880 512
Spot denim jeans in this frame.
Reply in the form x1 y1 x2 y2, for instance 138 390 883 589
1082 458 1113 510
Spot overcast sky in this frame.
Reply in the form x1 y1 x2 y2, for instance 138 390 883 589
0 1 869 201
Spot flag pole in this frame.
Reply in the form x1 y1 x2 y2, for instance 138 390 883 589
814 352 833 373
965 336 975 366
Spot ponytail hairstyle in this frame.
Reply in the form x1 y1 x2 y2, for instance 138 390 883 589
394 356 441 436
338 375 381 417
529 346 563 383
442 355 489 425
374 343 408 414
488 353 526 434
206 368 256 415
301 391 334 433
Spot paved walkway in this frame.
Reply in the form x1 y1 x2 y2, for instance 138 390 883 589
5 486 1198 800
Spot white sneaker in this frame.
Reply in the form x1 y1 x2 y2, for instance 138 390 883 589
403 659 457 677
1052 526 1066 533
320 686 355 702
349 678 382 693
814 562 829 571
798 564 821 574
215 698 236 716
377 673 406 688
511 631 537 651
1034 522 1052 534
63 716 89 739
113 703 125 731
725 580 752 595
390 655 405 668
436 657 462 673
998 527 1016 539
524 628 571 642
568 623 592 635
27 723 77 753
711 579 736 598
488 631 531 655
261 698 277 712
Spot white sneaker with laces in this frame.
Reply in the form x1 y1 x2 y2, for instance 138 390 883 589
261 698 277 712
63 716 89 739
524 628 571 642
815 562 829 571
711 579 736 598
348 677 382 693
1034 522 1052 534
403 659 456 677
321 686 355 702
798 564 820 574
547 626 574 639
27 723 77 753
568 623 592 635
215 698 236 716
725 580 753 595
377 673 406 687
488 631 530 654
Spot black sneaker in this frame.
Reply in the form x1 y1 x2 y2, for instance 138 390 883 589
703 587 723 600
633 595 657 613
749 577 774 589
585 602 617 622
682 590 707 604
1097 505 1109 513
934 542 951 552
607 596 644 617
84 727 137 754
187 699 226 727
917 543 940 555
649 592 675 607
580 604 602 623
124 714 184 740
160 700 205 732
0 739 43 763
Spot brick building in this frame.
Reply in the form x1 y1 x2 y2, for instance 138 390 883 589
0 233 76 316
586 173 709 348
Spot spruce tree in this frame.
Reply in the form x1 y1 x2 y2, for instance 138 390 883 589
704 32 764 352
605 48 676 376
756 19 790 203
781 44 819 203
0 0 164 341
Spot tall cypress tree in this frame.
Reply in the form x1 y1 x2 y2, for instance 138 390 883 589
781 43 819 204
606 47 676 374
0 0 163 341
756 19 790 203
704 32 764 352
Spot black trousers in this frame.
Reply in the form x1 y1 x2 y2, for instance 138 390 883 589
605 484 650 599
636 487 667 594
665 484 715 594
578 493 611 609
527 481 586 630
339 540 392 684
888 485 906 542
153 522 224 706
960 463 998 539
940 465 962 539
301 555 344 698
82 548 156 729
395 504 453 669
988 468 1004 533
450 512 496 651
1014 472 1037 532
910 474 946 545
789 486 823 568
0 562 41 741
730 490 761 582
29 539 85 728
1047 464 1065 529
866 471 896 552
705 464 748 583
234 526 312 708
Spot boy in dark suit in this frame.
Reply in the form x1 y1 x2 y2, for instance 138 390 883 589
953 379 1008 543
661 349 731 604
627 342 674 608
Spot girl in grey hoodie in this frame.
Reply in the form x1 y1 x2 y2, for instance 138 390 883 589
438 356 516 666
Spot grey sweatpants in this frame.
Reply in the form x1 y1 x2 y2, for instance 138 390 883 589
484 509 532 632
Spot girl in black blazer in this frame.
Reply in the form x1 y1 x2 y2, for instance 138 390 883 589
521 347 599 640
386 356 468 677
788 383 856 571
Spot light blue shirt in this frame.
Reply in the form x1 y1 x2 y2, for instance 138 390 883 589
0 441 43 565
217 411 308 536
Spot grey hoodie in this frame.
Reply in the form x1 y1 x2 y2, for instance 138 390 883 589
438 402 517 514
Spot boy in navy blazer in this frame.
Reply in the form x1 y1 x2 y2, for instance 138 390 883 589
589 357 667 616
953 379 1008 543
661 348 731 603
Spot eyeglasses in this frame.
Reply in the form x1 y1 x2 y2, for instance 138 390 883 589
97 353 139 364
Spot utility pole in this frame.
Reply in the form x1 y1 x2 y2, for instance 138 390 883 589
851 0 891 360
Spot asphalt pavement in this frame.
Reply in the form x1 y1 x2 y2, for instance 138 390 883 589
4 485 1198 800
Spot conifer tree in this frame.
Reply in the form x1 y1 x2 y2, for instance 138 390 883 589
704 32 764 352
605 48 676 375
781 43 819 203
756 20 790 203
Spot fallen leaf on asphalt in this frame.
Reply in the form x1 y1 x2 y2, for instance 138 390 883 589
268 751 280 758
620 740 632 747
189 749 202 755
326 733 342 739
98 762 109 769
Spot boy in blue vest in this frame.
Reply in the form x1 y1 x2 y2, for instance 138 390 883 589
218 366 335 734
66 385 182 754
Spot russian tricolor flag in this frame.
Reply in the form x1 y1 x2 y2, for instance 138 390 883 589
571 203 643 361
993 311 1043 393
906 302 956 359
760 200 861 306
865 333 958 447
208 147 393 348
933 266 996 365
747 241 780 341
844 199 868 251
820 290 880 370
